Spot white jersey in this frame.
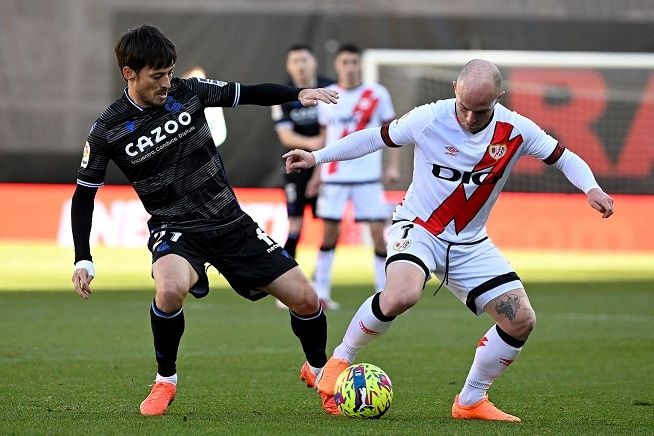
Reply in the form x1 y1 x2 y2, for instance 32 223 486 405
318 83 395 183
383 99 563 242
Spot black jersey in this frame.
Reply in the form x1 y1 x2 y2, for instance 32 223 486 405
271 77 332 140
77 77 245 233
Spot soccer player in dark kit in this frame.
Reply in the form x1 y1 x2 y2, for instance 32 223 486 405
70 24 339 416
271 44 333 260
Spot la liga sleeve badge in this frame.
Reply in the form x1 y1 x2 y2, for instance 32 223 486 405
81 141 90 168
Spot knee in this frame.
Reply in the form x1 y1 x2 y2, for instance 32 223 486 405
380 287 420 317
155 280 187 311
509 308 536 340
289 285 320 315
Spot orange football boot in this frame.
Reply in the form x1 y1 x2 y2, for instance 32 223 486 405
139 381 176 416
451 395 521 422
299 361 317 388
315 357 349 415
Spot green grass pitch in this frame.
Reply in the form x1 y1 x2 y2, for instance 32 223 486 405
0 243 653 434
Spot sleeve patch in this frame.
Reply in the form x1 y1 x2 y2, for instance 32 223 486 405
197 77 228 87
80 142 90 168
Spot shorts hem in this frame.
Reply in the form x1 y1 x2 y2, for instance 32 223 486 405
231 257 298 302
387 253 430 286
468 278 523 315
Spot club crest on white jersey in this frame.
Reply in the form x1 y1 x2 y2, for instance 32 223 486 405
488 143 507 160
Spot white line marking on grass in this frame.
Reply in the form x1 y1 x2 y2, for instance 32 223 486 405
550 313 653 323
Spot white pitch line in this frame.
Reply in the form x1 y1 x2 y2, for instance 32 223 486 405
548 313 653 323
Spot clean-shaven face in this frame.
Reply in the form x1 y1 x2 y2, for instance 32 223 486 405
286 50 317 87
453 80 503 134
335 52 361 88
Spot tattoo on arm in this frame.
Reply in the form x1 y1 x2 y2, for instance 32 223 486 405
495 294 521 321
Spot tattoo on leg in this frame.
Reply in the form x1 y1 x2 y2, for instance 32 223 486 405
495 294 521 321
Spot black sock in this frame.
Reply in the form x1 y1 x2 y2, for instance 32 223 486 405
284 232 300 258
150 300 185 377
290 307 328 368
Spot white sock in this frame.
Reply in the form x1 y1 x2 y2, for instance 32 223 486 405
458 325 523 406
156 373 178 385
309 364 321 375
314 248 335 300
374 253 387 292
333 294 395 363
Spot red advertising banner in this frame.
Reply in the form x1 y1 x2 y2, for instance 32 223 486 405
0 184 651 252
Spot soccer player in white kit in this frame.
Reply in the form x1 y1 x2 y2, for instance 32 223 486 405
310 43 400 309
284 59 614 421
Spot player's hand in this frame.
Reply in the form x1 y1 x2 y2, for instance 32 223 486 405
587 188 614 218
298 88 339 107
283 149 316 173
72 262 95 299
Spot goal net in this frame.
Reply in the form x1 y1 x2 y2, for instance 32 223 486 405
363 50 654 194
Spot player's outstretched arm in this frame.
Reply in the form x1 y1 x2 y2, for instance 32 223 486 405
70 185 98 299
551 149 614 219
587 188 614 218
238 84 337 107
298 88 339 107
285 127 387 173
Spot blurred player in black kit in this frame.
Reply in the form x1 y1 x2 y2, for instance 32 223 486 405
70 25 338 416
271 44 332 260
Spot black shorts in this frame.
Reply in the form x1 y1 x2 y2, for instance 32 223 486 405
284 168 317 218
147 215 298 301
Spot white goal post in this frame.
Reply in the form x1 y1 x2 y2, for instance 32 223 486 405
363 49 654 84
362 49 654 194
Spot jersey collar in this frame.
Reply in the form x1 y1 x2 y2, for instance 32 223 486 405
123 87 145 112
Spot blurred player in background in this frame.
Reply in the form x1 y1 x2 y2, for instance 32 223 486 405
70 24 338 416
271 44 332 309
310 43 400 309
271 44 332 261
285 59 614 421
180 65 227 146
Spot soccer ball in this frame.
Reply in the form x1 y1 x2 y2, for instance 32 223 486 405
333 363 393 418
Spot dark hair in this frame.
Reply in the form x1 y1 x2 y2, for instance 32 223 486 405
114 24 177 75
336 42 361 56
286 43 314 55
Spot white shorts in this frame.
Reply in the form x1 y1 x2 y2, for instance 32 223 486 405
386 221 523 316
316 182 390 221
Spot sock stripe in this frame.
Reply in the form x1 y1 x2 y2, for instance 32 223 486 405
151 301 183 319
290 307 323 321
495 324 526 348
465 379 491 390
